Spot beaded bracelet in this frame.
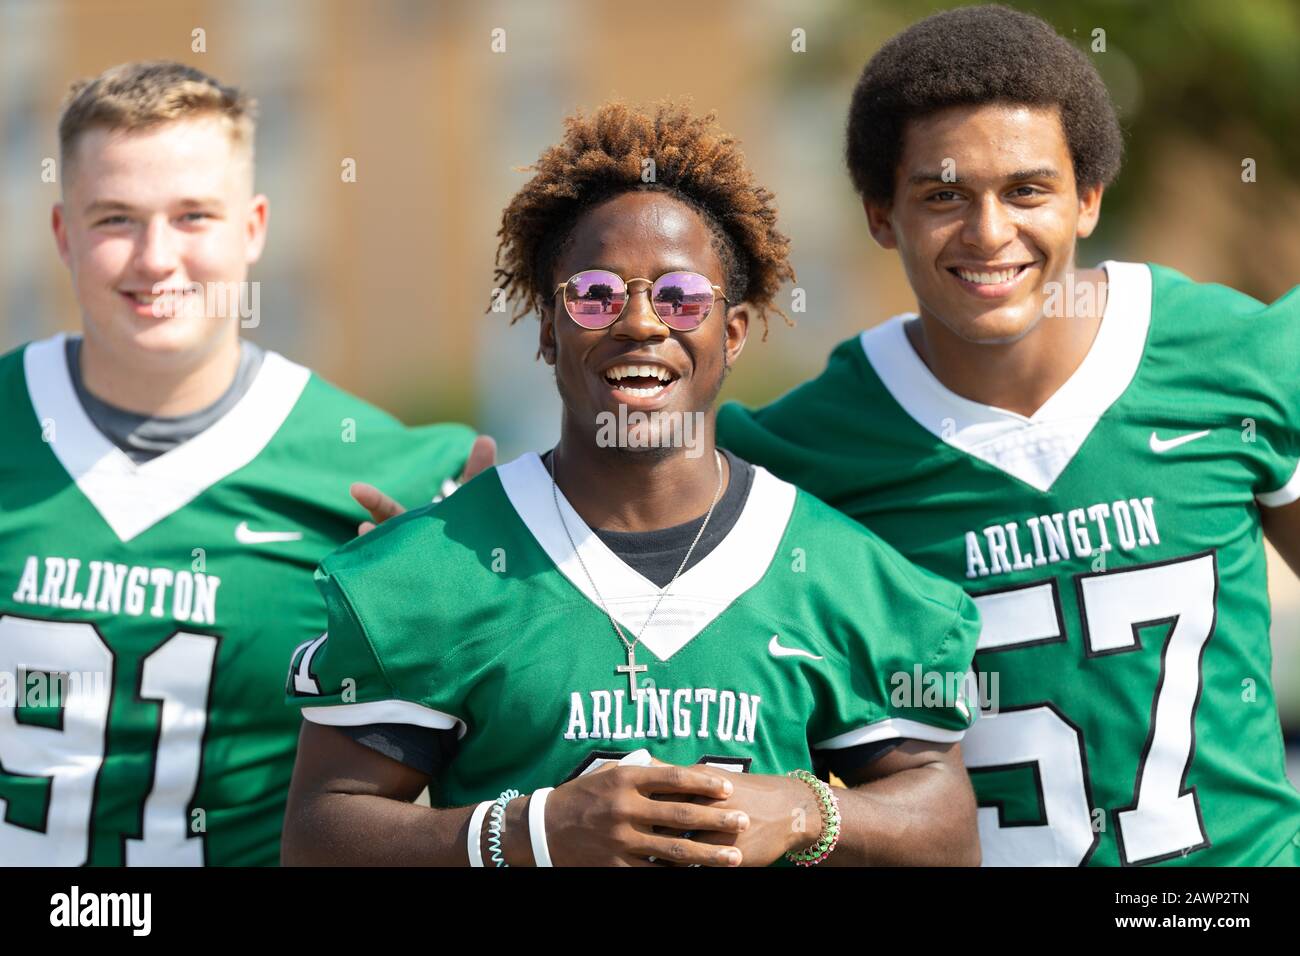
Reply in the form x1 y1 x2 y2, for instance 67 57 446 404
784 769 841 866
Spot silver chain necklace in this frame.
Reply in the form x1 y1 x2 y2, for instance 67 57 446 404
549 448 725 700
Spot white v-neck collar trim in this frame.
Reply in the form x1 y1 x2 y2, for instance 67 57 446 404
24 333 311 542
859 260 1152 492
496 452 797 662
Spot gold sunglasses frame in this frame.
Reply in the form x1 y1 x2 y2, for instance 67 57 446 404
552 270 728 331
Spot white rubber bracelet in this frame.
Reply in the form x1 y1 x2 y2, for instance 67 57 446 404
467 800 494 867
528 787 556 868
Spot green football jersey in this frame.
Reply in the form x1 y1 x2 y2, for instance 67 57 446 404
717 261 1300 866
0 334 474 866
287 453 979 815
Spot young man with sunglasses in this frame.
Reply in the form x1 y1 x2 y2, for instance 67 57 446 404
717 6 1300 866
0 62 484 866
282 101 982 867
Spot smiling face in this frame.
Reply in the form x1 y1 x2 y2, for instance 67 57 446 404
540 190 748 454
53 116 268 367
866 103 1103 344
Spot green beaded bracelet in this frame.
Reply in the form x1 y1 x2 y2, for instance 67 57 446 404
785 769 842 866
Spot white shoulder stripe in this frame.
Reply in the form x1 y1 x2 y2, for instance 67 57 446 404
1258 459 1300 507
23 334 310 542
814 716 968 750
303 699 466 738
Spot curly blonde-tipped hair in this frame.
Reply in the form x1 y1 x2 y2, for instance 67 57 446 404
493 100 794 337
59 61 257 171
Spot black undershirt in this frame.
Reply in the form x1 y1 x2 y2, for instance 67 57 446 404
334 449 898 779
549 447 755 588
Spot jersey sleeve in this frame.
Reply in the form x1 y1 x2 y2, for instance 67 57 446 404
354 422 477 511
285 562 466 736
809 531 982 753
716 337 872 507
1252 289 1300 507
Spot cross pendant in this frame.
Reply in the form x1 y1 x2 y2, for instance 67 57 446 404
615 646 648 700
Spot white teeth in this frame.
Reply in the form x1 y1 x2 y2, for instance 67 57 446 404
605 364 672 382
617 384 666 397
956 267 1022 285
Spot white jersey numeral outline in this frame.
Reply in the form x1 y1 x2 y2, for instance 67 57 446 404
0 615 218 866
964 551 1216 866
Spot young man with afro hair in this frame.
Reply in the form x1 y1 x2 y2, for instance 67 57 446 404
282 101 985 867
719 4 1300 866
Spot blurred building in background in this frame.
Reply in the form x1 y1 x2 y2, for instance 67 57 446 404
2 0 1297 745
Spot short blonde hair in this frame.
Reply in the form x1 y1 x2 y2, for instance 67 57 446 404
59 60 257 171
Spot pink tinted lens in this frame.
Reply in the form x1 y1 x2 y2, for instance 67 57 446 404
564 270 627 328
651 272 716 329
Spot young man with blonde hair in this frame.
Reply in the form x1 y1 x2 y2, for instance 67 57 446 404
0 61 484 866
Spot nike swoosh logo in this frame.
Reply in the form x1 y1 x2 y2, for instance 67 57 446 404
1149 430 1210 453
768 635 823 660
235 521 304 544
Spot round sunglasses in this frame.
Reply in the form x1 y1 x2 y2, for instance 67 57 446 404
553 269 728 331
